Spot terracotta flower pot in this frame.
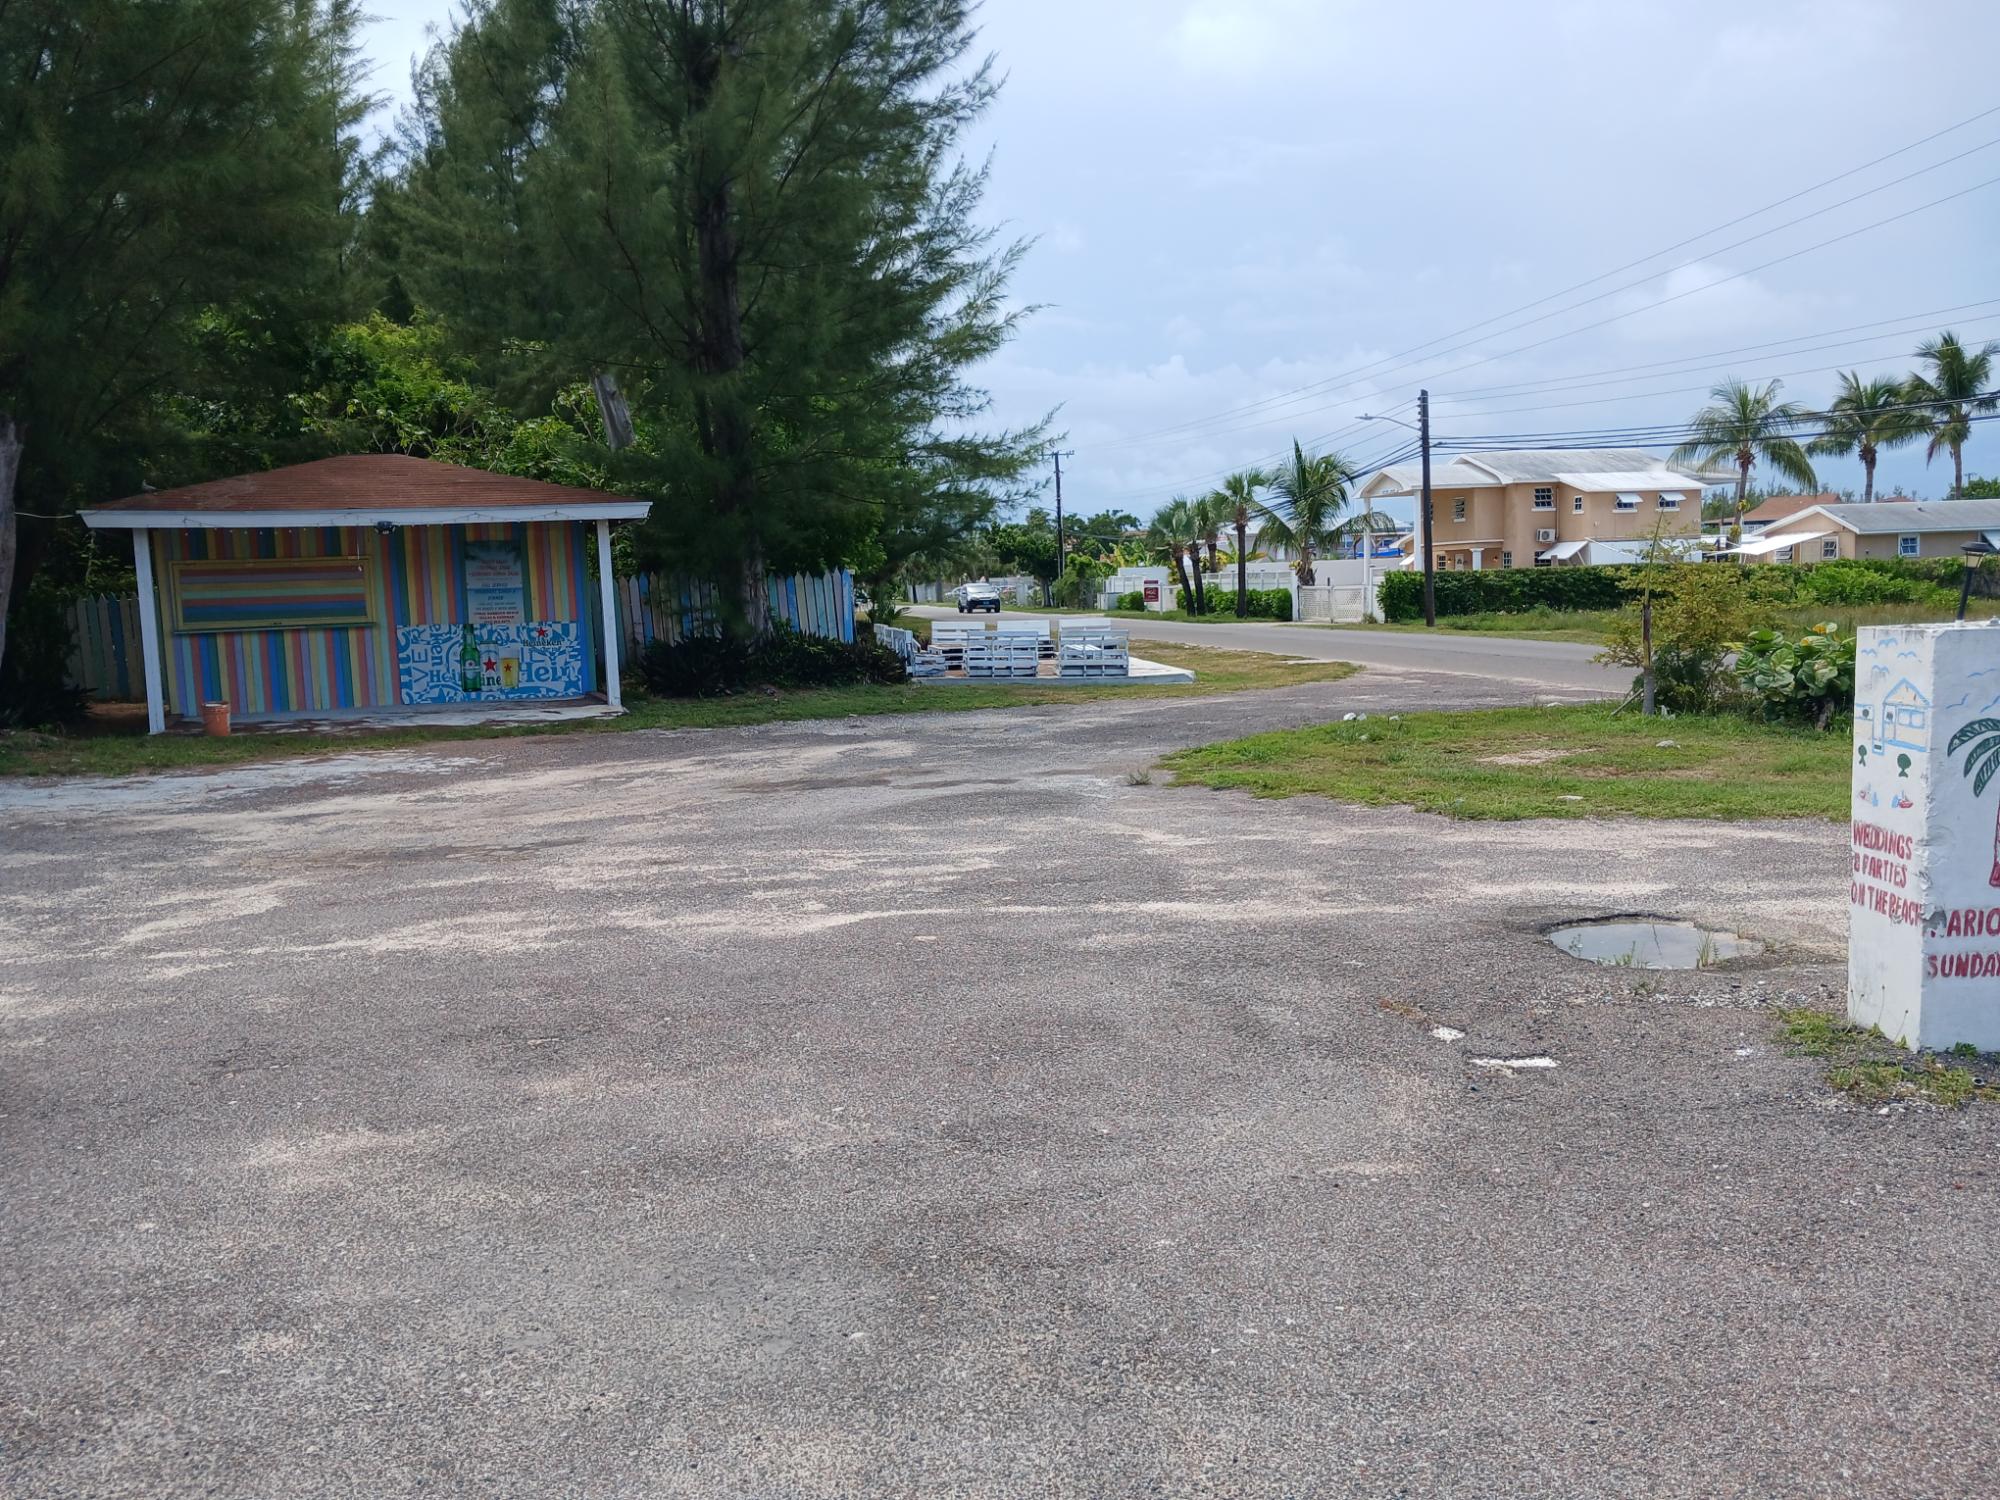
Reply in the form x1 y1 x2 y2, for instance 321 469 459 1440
200 701 232 737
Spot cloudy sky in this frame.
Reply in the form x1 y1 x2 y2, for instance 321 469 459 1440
358 1 2000 522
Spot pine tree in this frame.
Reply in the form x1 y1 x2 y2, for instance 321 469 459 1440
0 0 368 675
378 0 1044 628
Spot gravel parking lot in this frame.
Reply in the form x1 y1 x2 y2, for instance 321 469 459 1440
4 666 1996 1498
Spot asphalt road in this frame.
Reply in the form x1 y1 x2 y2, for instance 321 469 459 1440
907 606 1625 694
4 671 1995 1498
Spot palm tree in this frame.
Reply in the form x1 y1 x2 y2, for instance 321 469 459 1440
1669 378 1817 548
1947 718 2000 888
1147 496 1200 613
1194 492 1225 575
1807 373 1921 504
1251 442 1380 587
1905 332 2000 500
1210 468 1268 616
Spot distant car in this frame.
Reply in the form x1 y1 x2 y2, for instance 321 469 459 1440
954 582 1001 613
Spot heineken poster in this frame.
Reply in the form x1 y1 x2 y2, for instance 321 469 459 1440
395 623 586 703
464 541 526 627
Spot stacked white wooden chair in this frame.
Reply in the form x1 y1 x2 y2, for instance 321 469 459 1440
1058 628 1131 679
963 629 1041 679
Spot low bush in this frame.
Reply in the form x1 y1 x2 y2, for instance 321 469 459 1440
1116 590 1147 611
1195 586 1292 620
1380 566 1631 621
0 588 90 729
634 623 907 698
1791 561 1953 608
1736 624 1856 729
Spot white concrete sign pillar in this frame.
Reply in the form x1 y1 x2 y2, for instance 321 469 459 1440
1849 622 2000 1049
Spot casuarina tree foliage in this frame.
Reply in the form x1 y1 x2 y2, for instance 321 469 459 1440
377 0 1046 628
0 0 370 676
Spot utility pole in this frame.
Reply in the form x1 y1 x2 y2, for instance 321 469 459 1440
1052 449 1074 607
1418 389 1437 629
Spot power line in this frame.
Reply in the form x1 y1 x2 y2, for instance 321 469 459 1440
1083 102 2000 451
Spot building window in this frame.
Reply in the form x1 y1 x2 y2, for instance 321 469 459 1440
1613 492 1640 512
1776 547 1794 563
1573 495 1585 513
1899 534 1920 557
1821 538 1839 559
1501 551 1513 568
1657 492 1682 510
1533 487 1554 509
1453 498 1467 522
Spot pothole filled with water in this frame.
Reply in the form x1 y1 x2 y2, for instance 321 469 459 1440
1546 918 1763 970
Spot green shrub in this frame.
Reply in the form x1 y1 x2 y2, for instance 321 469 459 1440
1792 561 1953 608
0 588 90 729
1379 566 1632 621
633 623 906 698
1117 590 1147 612
1736 624 1856 729
1195 586 1291 620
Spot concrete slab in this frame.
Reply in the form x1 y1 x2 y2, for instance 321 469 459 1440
203 699 623 734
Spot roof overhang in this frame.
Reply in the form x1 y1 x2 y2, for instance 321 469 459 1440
1538 540 1589 561
80 502 654 530
1720 529 1831 557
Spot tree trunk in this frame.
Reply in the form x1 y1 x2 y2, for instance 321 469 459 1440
687 39 760 631
1954 442 1965 502
1234 515 1248 617
1640 595 1656 716
0 413 20 678
1862 448 1875 504
1735 454 1751 564
1170 547 1194 612
1297 547 1315 589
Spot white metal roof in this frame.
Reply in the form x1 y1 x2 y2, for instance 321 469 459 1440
1538 540 1588 561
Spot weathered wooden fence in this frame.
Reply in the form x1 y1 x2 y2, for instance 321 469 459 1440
608 570 855 648
63 595 144 700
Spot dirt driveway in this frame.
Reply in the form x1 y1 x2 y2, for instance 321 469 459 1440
3 668 1995 1498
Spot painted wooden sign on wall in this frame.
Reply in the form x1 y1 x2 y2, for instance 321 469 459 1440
396 623 586 703
169 556 376 632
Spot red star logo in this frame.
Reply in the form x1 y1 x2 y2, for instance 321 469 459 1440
483 656 498 671
536 626 549 638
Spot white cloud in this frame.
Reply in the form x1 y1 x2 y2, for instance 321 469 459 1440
1165 0 1355 76
1608 262 1816 345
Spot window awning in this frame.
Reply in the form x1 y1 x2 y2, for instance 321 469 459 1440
1614 492 1644 506
1718 529 1829 557
1538 540 1588 561
1657 491 1686 504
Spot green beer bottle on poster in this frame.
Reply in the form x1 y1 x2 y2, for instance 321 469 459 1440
459 623 482 693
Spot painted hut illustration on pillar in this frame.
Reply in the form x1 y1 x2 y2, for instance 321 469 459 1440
1856 677 1933 760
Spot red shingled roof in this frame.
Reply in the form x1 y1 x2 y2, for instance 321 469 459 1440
90 454 634 513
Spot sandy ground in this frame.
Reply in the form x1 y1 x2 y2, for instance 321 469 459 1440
3 664 1996 1499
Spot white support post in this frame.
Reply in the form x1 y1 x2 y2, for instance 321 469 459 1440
595 519 622 710
131 530 167 734
1360 527 1374 621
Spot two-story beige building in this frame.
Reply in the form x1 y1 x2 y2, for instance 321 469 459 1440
1750 498 2000 562
1360 449 1725 571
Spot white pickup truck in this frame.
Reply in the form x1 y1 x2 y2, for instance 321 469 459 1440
952 582 1002 613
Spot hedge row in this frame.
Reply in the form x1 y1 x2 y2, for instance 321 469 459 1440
1378 557 1983 621
1116 586 1293 620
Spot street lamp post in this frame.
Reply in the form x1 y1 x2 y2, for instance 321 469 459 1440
1959 538 1997 621
1361 394 1436 628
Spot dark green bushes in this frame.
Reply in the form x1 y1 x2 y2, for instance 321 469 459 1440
1381 556 1981 621
633 624 907 698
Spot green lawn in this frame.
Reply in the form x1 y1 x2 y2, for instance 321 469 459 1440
1324 598 2000 646
1160 702 1849 821
988 605 1288 625
0 643 1358 778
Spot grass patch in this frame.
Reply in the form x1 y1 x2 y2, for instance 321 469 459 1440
0 644 1357 779
1159 701 1849 821
1777 1007 1999 1108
